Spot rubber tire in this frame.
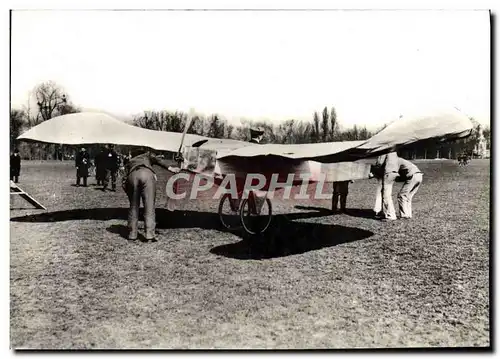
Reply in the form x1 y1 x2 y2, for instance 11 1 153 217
239 197 273 235
218 193 242 231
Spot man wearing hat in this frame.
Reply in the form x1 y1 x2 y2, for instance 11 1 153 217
75 147 90 187
123 147 174 241
10 148 21 183
249 127 265 144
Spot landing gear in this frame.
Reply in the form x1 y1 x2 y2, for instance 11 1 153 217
218 191 273 235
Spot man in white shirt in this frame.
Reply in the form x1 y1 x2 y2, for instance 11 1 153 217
371 152 423 220
372 177 383 217
396 157 423 219
373 152 399 220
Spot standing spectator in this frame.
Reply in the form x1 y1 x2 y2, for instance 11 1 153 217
103 144 119 191
75 147 90 187
458 152 470 166
373 152 399 220
94 147 106 186
372 177 383 217
10 148 21 183
117 154 125 177
332 180 353 213
370 164 384 217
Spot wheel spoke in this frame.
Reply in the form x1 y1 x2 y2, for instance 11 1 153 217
218 193 242 230
240 198 273 235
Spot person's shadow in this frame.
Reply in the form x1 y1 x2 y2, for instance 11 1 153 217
345 208 378 219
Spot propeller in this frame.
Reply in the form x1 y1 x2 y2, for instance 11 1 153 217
174 116 193 165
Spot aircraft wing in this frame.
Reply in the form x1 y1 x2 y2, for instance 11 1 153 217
178 107 473 185
18 108 473 164
16 112 211 153
207 108 473 163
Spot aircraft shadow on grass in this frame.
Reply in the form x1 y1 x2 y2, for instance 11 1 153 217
10 207 374 259
294 205 378 219
209 221 373 260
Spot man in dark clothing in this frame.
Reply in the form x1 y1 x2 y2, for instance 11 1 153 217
103 144 119 191
332 180 354 213
75 147 90 187
94 147 106 186
122 148 173 241
10 148 21 183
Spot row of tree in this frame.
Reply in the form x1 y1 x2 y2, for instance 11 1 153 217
132 107 379 145
10 81 490 160
10 81 81 160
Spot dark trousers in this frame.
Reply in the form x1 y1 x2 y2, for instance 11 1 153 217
332 193 347 211
76 175 88 187
96 167 105 185
10 169 20 183
332 181 349 211
125 167 157 240
76 167 88 187
104 169 117 190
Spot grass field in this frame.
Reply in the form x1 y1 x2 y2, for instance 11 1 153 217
10 159 490 349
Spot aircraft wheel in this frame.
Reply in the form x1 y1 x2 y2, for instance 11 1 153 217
239 197 273 235
218 193 242 231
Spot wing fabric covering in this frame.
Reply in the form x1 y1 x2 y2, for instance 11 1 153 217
16 112 210 153
213 108 473 162
18 109 474 211
18 108 473 162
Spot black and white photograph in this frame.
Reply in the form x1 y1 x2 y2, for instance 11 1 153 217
8 6 491 350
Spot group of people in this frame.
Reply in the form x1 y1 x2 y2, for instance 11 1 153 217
10 127 423 243
331 151 423 220
75 144 125 191
458 153 470 166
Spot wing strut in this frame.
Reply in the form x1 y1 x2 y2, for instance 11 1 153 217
10 181 46 210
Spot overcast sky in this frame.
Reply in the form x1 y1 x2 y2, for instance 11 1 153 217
10 9 490 128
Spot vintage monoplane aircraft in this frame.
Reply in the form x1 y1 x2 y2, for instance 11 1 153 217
17 108 473 235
